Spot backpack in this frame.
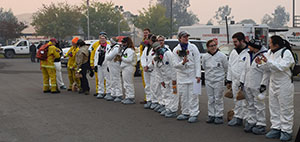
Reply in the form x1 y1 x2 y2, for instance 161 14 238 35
281 48 300 77
36 43 49 60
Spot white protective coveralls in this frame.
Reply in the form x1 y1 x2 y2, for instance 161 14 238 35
172 42 201 117
120 47 137 99
147 48 160 104
141 46 153 102
105 44 123 98
202 50 228 117
260 48 295 134
240 47 268 126
156 47 178 113
227 47 249 119
54 61 65 88
94 44 111 94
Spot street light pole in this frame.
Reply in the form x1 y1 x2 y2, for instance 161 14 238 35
293 0 295 27
87 0 90 40
115 5 123 36
170 0 173 38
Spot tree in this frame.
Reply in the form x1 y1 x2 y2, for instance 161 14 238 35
239 19 256 25
80 2 130 38
262 6 290 28
31 2 82 39
214 5 234 25
135 5 171 37
157 0 199 34
206 19 213 25
0 8 27 44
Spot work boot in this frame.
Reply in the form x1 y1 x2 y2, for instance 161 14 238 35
158 106 165 113
51 90 60 94
280 131 292 141
78 89 84 94
206 116 215 123
104 93 114 101
144 101 152 109
60 85 67 90
252 125 266 135
114 96 123 102
228 117 243 126
140 100 147 104
214 117 224 124
84 91 90 95
122 98 135 105
244 121 255 133
97 93 105 99
266 129 281 139
154 104 162 112
94 93 98 96
188 116 198 123
165 111 177 118
43 90 51 93
177 114 189 120
150 103 158 110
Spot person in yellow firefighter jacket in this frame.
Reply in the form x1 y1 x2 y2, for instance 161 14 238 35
139 28 151 103
65 37 80 91
41 38 61 93
90 32 111 96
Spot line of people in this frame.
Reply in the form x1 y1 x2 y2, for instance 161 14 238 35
38 29 295 141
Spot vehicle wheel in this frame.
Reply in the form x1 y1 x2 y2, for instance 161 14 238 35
4 50 15 58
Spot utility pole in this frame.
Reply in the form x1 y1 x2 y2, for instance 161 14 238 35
115 5 124 36
293 0 295 27
170 0 173 38
87 0 90 40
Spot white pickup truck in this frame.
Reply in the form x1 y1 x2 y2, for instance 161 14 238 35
0 40 33 58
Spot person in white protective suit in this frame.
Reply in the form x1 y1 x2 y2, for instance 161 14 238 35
148 41 176 114
104 39 123 102
256 35 295 141
202 39 228 124
141 34 155 108
240 39 268 134
120 37 137 104
172 31 201 123
151 40 178 118
147 35 162 110
226 32 249 126
94 34 111 99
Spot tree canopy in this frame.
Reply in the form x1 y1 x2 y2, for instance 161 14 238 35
0 8 27 44
31 2 82 39
262 6 290 28
134 4 171 37
214 5 234 25
80 1 130 38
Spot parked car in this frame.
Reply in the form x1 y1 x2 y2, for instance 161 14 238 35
0 40 33 58
218 44 235 57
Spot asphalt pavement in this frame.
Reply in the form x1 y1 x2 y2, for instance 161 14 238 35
0 58 299 142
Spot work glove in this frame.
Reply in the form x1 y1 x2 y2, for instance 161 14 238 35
225 80 232 89
259 85 266 93
89 70 94 78
239 82 244 90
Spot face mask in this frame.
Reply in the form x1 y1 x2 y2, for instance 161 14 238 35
180 43 188 50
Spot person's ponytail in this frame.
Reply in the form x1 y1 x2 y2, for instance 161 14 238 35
283 39 292 51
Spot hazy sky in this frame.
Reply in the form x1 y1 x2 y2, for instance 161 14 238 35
1 0 299 26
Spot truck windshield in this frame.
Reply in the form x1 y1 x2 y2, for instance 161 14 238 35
254 27 268 47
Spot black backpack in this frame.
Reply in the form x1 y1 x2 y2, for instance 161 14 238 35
281 48 300 77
